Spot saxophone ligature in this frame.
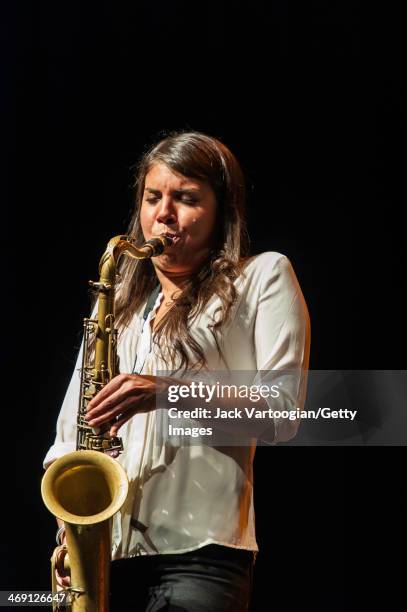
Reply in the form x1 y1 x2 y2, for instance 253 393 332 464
41 234 173 612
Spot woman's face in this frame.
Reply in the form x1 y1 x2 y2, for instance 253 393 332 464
140 163 218 274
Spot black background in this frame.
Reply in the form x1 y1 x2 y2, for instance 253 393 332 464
3 1 406 610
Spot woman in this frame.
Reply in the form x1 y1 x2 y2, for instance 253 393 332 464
44 131 311 611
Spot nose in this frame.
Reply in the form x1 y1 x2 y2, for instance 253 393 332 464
155 196 177 226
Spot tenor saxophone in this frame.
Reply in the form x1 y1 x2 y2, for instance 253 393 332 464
41 235 172 612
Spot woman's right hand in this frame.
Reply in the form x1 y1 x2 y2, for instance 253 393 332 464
53 531 71 589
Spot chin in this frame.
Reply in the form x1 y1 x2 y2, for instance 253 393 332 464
154 252 178 266
155 255 191 272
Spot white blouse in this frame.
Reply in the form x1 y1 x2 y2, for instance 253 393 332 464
43 252 311 560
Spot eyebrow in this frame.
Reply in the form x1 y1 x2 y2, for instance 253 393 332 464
145 187 201 195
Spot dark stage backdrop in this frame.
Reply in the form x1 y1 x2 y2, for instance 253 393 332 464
4 1 405 610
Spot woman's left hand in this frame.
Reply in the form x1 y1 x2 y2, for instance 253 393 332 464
86 374 167 437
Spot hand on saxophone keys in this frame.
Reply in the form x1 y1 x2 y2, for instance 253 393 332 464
86 373 169 436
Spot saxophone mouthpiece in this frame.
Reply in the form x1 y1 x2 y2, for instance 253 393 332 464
144 235 173 256
161 234 174 244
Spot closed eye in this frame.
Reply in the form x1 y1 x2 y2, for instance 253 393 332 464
179 197 198 205
145 195 198 205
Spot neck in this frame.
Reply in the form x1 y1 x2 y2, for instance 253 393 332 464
153 267 192 300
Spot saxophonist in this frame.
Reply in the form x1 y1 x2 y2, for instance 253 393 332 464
43 131 310 611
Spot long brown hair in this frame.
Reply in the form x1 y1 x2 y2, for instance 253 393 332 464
115 130 250 371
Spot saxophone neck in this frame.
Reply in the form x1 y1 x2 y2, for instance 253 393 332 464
98 234 173 283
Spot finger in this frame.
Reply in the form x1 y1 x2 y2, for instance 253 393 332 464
87 395 138 427
87 374 133 409
56 573 71 588
86 382 136 421
109 407 138 437
54 547 70 588
108 389 154 436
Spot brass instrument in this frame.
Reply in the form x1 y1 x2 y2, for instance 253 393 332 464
41 235 172 611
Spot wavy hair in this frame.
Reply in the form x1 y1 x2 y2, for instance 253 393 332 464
115 130 250 371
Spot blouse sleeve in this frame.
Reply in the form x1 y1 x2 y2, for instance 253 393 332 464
42 300 99 469
253 254 311 444
42 339 83 468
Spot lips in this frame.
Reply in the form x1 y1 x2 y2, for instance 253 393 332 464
160 232 181 245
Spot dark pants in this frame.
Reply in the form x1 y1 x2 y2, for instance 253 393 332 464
110 544 255 612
